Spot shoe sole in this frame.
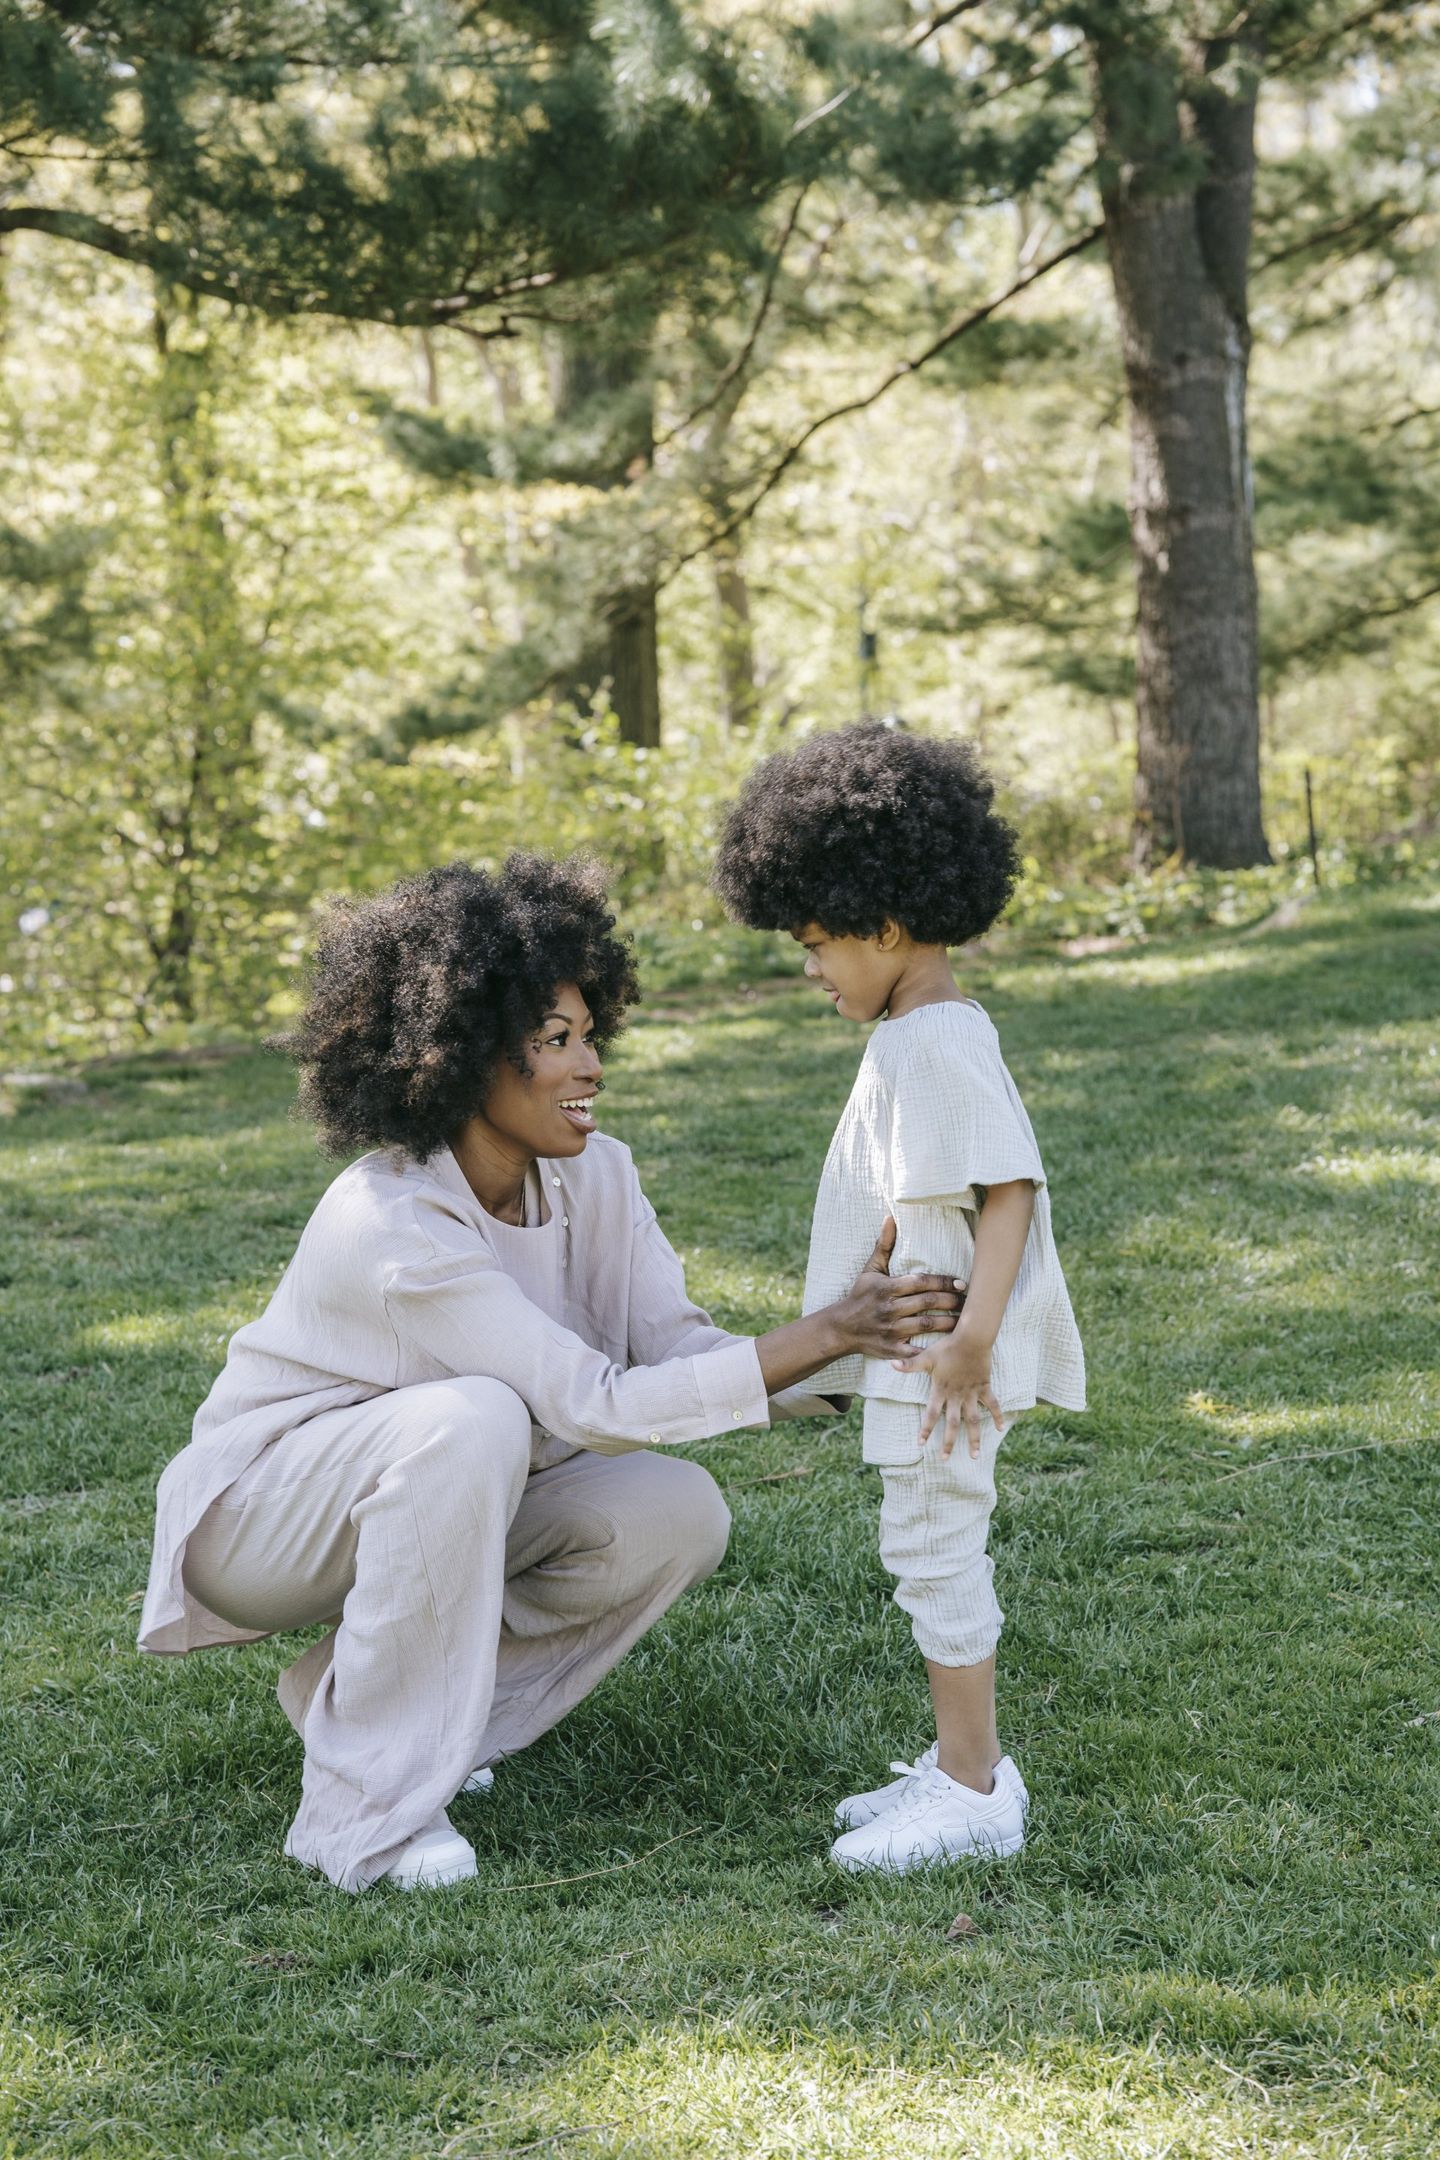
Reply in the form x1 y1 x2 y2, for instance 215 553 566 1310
388 1853 478 1890
830 1829 1025 1872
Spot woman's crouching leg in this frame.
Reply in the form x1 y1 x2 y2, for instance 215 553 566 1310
474 1448 731 1767
193 1376 535 1893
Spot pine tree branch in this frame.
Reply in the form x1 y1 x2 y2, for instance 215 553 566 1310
1270 0 1413 72
653 184 813 454
1252 199 1418 276
908 2 986 51
661 224 1103 584
1276 575 1440 666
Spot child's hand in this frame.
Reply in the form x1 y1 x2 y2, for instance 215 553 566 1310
892 1325 1005 1461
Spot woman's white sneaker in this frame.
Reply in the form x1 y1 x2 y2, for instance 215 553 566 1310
381 1813 478 1890
829 1763 1026 1872
834 1747 1028 1831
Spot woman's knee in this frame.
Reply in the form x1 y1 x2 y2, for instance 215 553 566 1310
394 1376 532 1491
630 1455 731 1588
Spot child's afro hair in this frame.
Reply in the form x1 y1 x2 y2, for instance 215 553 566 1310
270 853 638 1161
712 722 1020 944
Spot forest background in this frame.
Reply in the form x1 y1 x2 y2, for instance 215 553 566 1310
2 0 1439 1062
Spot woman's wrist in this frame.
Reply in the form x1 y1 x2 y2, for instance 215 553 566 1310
755 1309 846 1394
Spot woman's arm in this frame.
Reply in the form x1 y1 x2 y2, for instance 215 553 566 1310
753 1217 961 1392
385 1200 960 1457
625 1190 952 1415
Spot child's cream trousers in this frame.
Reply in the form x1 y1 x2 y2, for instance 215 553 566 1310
865 1400 1005 1667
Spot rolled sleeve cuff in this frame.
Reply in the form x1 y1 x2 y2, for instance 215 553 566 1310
689 1337 771 1440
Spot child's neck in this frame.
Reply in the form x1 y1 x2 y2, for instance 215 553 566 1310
884 943 964 1020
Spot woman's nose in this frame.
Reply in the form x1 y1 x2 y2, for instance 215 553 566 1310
577 1043 602 1079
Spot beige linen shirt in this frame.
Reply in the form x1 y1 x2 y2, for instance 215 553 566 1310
140 1134 824 1656
802 1000 1086 1464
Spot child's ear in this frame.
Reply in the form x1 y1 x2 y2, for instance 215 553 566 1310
875 919 904 952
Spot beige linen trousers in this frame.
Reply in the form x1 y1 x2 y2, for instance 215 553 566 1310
182 1375 730 1893
143 1137 835 1892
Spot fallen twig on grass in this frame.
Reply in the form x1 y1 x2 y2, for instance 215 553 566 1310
1216 1439 1400 1479
484 1826 704 1894
734 1465 814 1486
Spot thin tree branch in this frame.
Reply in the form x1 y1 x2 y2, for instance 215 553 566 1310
908 1 986 51
1271 0 1412 71
662 224 1103 584
654 183 813 454
1276 575 1440 666
1253 200 1417 276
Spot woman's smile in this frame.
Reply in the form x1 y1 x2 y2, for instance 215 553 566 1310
558 1094 598 1134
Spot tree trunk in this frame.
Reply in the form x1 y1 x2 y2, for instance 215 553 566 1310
1094 38 1271 868
551 332 661 748
603 586 662 747
712 534 759 731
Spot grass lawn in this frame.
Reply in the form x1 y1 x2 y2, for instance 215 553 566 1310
2 883 1438 2160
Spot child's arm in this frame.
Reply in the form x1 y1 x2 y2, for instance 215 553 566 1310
889 1179 1035 1460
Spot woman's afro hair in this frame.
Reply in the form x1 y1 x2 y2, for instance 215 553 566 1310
271 853 639 1161
712 722 1021 945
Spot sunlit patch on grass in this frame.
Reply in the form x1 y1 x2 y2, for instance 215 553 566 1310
471 2019 1433 2159
83 1300 246 1352
1292 1148 1440 1189
0 2014 140 2134
1181 1395 1416 1451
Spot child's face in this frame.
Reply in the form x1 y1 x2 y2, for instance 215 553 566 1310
791 921 904 1023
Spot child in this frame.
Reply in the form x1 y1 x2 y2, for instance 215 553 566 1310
713 722 1085 1871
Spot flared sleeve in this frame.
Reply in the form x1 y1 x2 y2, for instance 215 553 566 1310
887 1011 1046 1206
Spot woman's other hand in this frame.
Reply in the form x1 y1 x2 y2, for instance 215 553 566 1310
837 1216 965 1361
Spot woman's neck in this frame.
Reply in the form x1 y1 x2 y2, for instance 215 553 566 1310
451 1117 536 1225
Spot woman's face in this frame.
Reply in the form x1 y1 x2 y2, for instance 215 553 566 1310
480 982 603 1159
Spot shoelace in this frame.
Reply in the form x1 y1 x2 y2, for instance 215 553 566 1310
883 1766 955 1827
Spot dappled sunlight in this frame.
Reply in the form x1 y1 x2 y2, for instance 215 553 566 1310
1292 1147 1440 1191
0 2010 141 2140
81 1304 243 1355
1176 1393 1429 1460
451 2005 1431 2159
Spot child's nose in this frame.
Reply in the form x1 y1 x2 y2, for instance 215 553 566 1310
804 954 821 979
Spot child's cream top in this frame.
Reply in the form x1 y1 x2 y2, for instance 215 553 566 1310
802 1000 1086 1452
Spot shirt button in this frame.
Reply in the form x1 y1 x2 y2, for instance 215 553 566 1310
732 1408 743 1419
649 1432 660 1443
561 1215 570 1227
551 1175 561 1187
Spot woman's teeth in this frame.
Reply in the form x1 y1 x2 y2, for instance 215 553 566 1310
560 1098 596 1122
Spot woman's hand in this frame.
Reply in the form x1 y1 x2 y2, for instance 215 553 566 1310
752 1218 964 1400
833 1216 966 1362
890 1324 1004 1460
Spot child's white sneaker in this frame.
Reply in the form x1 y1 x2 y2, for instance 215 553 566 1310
834 1746 1028 1831
461 1765 496 1795
829 1763 1026 1872
380 1812 478 1890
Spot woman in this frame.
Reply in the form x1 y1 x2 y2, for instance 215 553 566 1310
138 855 963 1892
